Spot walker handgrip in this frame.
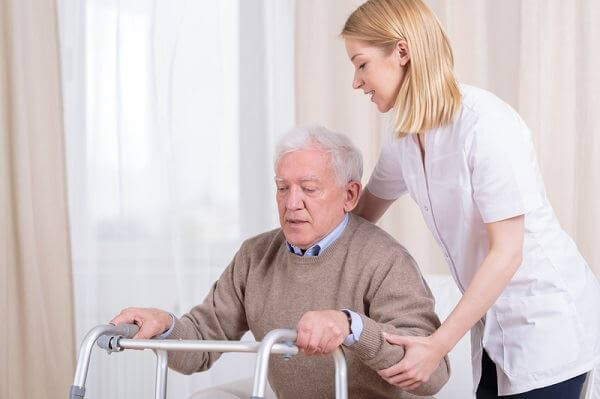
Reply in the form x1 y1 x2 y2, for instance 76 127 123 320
97 324 140 352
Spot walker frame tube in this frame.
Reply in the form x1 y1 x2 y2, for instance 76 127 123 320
154 349 168 399
70 324 140 399
251 329 348 399
71 324 348 399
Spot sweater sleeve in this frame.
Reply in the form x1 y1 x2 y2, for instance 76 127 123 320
166 246 250 375
346 249 450 396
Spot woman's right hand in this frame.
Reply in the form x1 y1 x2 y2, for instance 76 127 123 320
110 307 172 339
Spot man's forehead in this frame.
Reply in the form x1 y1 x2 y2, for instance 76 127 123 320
275 148 334 182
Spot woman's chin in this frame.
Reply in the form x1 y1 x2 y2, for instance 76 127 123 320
376 102 393 113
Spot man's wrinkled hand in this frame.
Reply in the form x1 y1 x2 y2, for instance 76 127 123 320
110 307 172 340
295 310 350 355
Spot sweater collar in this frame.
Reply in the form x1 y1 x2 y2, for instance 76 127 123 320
286 213 350 257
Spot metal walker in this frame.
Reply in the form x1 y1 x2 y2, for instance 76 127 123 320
70 324 348 399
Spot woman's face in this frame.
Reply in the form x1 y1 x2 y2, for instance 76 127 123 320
344 38 408 113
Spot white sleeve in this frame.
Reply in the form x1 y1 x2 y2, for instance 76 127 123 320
470 112 544 223
365 135 408 200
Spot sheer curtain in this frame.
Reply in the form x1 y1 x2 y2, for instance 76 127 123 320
58 0 295 397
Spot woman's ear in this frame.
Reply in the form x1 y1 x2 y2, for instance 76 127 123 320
396 40 410 66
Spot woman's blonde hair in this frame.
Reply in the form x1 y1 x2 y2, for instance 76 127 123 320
341 0 461 137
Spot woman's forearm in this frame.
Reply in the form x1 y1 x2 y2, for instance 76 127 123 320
352 188 395 223
432 247 522 352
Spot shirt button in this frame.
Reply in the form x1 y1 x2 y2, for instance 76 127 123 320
424 205 429 212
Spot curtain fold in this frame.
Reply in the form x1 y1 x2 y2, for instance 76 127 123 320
295 0 600 279
0 0 76 398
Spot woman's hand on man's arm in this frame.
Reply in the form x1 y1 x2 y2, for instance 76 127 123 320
380 214 525 391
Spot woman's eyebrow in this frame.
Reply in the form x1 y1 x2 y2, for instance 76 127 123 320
351 53 364 62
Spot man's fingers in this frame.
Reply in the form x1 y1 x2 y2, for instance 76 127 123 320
110 309 160 339
131 316 149 339
295 328 310 353
316 333 334 354
321 334 339 354
110 309 137 327
296 310 351 355
306 330 323 355
109 315 129 326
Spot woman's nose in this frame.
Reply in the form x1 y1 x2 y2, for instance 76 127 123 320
352 73 363 90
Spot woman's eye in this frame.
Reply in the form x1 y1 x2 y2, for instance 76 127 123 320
358 63 366 70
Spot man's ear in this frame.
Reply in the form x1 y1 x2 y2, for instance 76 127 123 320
343 181 362 212
396 40 410 66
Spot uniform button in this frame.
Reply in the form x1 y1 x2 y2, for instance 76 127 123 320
424 205 429 211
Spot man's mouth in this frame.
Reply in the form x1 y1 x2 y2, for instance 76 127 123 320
286 219 308 225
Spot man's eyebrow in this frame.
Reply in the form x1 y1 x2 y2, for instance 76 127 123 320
274 176 321 182
299 176 320 182
350 53 363 62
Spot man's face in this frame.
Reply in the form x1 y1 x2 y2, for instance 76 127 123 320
275 146 348 249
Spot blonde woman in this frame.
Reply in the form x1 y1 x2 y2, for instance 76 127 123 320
341 0 600 397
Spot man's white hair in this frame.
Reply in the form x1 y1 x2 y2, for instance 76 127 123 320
274 125 363 185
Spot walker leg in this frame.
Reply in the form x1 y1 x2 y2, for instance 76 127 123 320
251 329 347 399
332 349 348 399
252 329 297 398
154 349 168 399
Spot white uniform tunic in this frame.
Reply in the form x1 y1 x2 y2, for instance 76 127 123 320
367 84 600 395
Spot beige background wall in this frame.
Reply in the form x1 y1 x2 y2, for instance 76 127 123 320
295 0 600 278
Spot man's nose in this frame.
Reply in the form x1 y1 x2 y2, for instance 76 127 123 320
286 186 304 210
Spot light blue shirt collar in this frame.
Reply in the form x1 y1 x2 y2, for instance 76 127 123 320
286 213 350 256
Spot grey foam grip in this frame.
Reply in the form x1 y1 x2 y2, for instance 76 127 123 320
69 385 85 399
114 323 139 338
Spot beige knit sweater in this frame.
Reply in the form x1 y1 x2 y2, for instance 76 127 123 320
168 214 450 398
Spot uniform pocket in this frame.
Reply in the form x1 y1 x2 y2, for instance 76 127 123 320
494 292 580 377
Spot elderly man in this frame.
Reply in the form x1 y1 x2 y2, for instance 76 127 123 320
111 125 450 398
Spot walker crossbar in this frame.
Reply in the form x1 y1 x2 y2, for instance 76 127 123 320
71 324 348 399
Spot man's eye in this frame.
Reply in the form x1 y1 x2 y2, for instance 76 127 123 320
303 187 316 193
277 187 288 192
